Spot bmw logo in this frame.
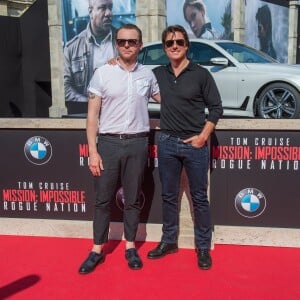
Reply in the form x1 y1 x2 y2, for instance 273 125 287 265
24 136 53 165
115 187 145 211
234 188 267 218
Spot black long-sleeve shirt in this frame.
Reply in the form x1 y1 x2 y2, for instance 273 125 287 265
154 62 223 139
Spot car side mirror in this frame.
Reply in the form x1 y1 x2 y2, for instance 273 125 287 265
210 57 229 66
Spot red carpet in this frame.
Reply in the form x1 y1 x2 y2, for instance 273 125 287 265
0 235 299 300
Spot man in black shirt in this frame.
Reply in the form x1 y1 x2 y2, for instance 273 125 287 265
147 25 223 270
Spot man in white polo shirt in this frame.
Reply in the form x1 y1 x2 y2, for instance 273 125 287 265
78 24 160 274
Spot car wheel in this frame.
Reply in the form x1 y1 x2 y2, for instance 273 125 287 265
256 83 300 119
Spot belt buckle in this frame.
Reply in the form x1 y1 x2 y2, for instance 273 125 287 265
119 134 127 139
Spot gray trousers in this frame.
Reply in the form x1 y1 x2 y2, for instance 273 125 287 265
93 135 148 244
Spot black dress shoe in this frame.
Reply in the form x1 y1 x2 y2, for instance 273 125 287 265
147 242 178 259
125 248 143 270
197 249 212 270
78 251 104 274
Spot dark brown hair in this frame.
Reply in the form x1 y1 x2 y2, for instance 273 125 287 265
161 25 190 48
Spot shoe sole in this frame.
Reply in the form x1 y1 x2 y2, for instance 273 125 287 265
147 248 178 259
128 264 143 270
198 263 212 270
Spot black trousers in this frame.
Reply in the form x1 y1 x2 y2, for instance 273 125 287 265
93 135 148 244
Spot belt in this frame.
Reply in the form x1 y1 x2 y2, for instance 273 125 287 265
99 132 149 139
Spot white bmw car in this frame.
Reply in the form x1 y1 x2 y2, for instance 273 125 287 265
138 39 300 119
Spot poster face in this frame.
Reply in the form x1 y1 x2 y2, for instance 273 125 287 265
245 0 289 63
62 0 136 115
166 0 233 40
210 131 300 228
62 0 136 44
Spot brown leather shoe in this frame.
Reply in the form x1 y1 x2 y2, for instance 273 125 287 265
147 242 178 259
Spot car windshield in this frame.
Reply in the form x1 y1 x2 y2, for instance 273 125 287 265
216 42 277 63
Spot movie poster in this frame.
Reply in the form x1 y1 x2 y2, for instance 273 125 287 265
245 0 289 63
298 8 300 64
210 131 300 228
62 0 136 115
1 128 299 228
0 130 162 223
62 0 136 43
166 0 233 40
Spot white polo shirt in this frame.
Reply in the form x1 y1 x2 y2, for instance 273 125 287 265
88 62 159 134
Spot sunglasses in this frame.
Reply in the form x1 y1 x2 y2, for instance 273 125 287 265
116 39 139 47
165 39 185 48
